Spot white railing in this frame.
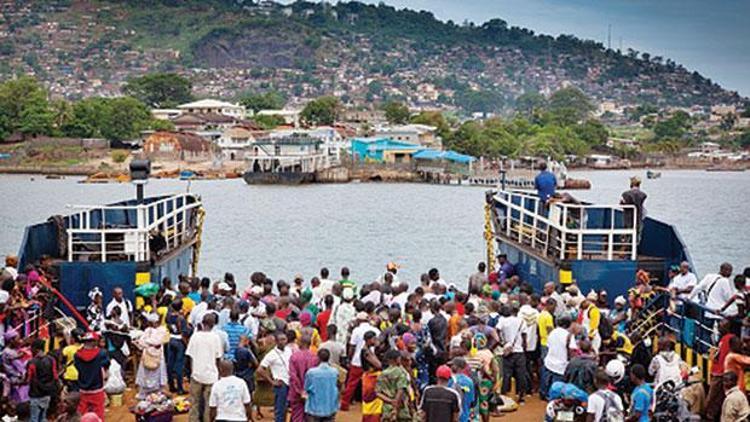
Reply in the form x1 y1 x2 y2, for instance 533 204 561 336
66 193 201 263
493 190 638 261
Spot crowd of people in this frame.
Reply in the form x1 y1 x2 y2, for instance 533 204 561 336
2 253 750 422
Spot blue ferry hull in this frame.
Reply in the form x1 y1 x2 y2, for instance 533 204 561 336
497 241 637 300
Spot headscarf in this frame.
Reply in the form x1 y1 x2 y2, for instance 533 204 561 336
402 332 416 346
300 289 313 304
88 287 103 302
299 311 312 327
482 284 493 296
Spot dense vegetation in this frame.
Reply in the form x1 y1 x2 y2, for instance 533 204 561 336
0 76 170 142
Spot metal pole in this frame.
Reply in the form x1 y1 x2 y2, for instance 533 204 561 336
136 183 144 205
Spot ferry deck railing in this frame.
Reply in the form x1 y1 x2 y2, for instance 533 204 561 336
65 193 201 263
493 190 638 261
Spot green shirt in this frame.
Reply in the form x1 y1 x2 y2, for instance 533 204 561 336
376 365 413 421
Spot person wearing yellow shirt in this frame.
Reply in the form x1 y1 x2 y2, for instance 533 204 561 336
178 281 196 317
538 298 556 359
579 299 601 353
61 329 84 391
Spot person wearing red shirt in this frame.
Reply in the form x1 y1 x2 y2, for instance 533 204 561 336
317 295 334 342
705 321 735 421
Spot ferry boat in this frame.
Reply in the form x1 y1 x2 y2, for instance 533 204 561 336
484 187 723 381
484 187 693 301
17 160 204 310
243 134 331 184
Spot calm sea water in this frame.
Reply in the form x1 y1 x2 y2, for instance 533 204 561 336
0 170 747 286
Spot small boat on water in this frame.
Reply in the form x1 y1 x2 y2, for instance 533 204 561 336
243 135 331 185
179 170 196 180
646 170 661 179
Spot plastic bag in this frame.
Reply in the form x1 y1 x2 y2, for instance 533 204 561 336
134 283 160 298
104 359 126 394
547 381 588 403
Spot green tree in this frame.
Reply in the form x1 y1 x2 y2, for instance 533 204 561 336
122 73 193 108
411 111 452 142
62 97 110 138
0 76 53 139
454 89 504 114
574 119 609 147
383 101 410 124
101 97 152 141
62 97 152 141
547 87 593 125
19 97 54 136
653 111 691 140
239 91 286 114
253 114 285 130
301 96 339 126
515 92 547 116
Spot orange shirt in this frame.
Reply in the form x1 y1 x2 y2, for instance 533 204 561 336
724 352 750 391
448 313 462 339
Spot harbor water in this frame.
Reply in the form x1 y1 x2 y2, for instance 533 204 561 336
0 170 747 288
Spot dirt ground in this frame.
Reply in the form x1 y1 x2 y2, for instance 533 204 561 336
108 388 547 421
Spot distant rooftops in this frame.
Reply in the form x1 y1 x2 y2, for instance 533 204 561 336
177 99 244 110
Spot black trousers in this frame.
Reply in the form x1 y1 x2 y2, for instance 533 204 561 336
502 352 528 398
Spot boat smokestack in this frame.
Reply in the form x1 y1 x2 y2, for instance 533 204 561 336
129 159 151 204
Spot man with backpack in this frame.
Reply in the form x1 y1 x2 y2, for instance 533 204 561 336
588 369 624 422
27 339 60 422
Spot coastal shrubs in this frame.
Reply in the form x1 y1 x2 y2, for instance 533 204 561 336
111 150 129 164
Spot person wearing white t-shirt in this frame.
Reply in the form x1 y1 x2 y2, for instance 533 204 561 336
690 263 736 316
209 360 252 422
668 261 698 300
259 332 293 422
496 306 528 403
186 313 224 422
587 369 624 422
541 316 575 400
341 314 381 410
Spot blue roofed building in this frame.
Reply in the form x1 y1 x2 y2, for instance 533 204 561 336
413 149 476 175
350 137 425 163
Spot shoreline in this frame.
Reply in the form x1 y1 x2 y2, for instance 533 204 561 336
0 164 744 179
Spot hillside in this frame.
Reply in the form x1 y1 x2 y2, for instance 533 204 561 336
0 0 743 112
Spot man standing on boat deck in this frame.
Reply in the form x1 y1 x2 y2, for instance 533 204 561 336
105 287 133 326
534 160 557 204
496 254 515 284
620 176 647 247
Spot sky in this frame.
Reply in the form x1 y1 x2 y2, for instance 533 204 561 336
300 0 750 97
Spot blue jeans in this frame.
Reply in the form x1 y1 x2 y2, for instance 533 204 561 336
274 383 289 422
30 396 51 422
167 339 186 391
540 368 564 400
